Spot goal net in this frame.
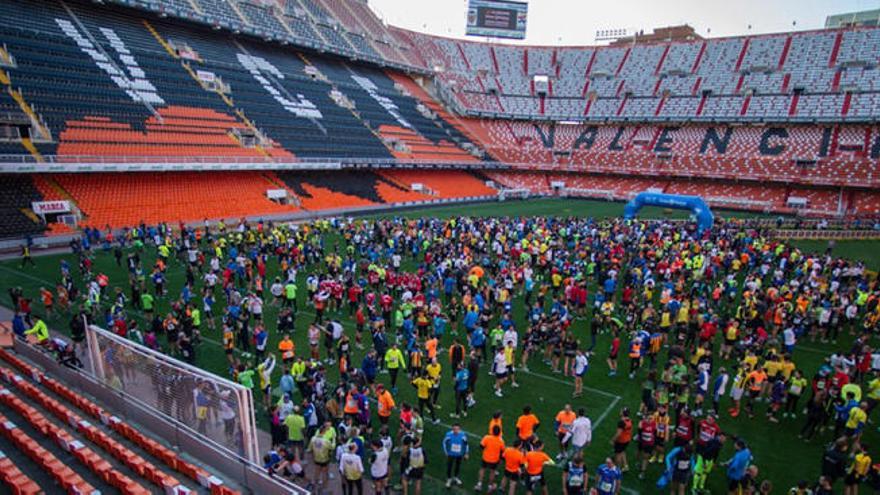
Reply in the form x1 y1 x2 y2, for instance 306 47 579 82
84 324 259 463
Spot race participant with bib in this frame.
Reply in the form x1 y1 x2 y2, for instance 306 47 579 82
499 439 526 495
593 457 622 495
562 453 588 495
442 423 469 488
523 439 554 495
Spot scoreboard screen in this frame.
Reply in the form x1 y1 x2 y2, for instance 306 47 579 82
466 0 528 40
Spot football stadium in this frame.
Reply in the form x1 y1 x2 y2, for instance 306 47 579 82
0 0 880 493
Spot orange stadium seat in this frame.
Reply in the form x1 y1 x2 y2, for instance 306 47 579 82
50 172 300 228
379 170 495 199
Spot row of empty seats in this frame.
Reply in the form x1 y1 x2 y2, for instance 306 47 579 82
393 25 880 121
489 171 880 216
34 0 880 122
0 348 240 495
0 0 483 162
462 121 880 186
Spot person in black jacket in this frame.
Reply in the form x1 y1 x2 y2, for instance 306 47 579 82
69 308 89 353
821 437 849 485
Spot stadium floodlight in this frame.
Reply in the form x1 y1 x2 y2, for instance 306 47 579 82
84 324 260 463
595 28 631 42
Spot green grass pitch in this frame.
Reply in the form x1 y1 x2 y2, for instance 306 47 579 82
2 197 879 494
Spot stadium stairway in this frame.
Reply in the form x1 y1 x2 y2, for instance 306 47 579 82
0 348 241 495
386 72 491 157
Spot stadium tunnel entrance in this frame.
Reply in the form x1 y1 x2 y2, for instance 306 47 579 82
624 192 714 233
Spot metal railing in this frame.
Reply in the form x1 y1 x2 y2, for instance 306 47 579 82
1 152 879 188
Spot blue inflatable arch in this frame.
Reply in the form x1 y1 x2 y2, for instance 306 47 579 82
623 192 714 233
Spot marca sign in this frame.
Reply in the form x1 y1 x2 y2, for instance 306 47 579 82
32 201 71 215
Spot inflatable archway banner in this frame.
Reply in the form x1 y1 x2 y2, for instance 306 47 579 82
623 192 714 233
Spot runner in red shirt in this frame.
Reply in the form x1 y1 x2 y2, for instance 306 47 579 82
674 409 694 447
637 415 656 480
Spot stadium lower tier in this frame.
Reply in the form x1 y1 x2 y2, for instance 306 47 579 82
4 170 880 236
0 348 241 495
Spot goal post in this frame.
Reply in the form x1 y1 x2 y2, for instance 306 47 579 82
84 324 260 463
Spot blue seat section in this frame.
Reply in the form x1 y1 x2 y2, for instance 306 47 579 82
0 0 479 159
150 24 391 157
275 169 406 202
0 0 156 154
309 57 480 154
66 3 238 114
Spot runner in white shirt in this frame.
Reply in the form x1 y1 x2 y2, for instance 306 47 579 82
503 328 518 349
572 349 589 398
270 279 284 306
569 409 592 459
492 348 508 398
339 443 365 494
369 440 391 494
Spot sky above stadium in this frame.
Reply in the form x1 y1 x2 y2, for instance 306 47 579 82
368 0 880 44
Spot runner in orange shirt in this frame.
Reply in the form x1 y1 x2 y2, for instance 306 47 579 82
475 424 505 492
489 410 504 438
611 407 633 473
516 406 540 448
523 440 554 495
554 404 577 460
499 439 525 495
376 384 395 425
39 287 53 317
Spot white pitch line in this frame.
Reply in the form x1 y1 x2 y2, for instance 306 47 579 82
3 262 648 492
520 369 621 400
594 395 621 430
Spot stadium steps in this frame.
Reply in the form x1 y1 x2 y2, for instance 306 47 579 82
225 0 252 27
0 447 46 495
19 137 43 163
7 89 51 143
0 399 107 494
262 171 305 208
293 2 334 47
386 72 489 156
142 20 179 59
0 365 189 495
0 349 241 495
0 374 157 494
185 0 205 15
270 7 298 39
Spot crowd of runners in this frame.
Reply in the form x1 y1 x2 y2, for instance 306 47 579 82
8 214 880 495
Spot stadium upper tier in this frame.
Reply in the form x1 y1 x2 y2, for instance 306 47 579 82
76 0 880 122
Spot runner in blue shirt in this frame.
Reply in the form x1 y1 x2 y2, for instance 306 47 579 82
442 424 469 488
594 457 622 495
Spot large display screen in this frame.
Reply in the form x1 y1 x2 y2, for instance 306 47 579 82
466 0 528 40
